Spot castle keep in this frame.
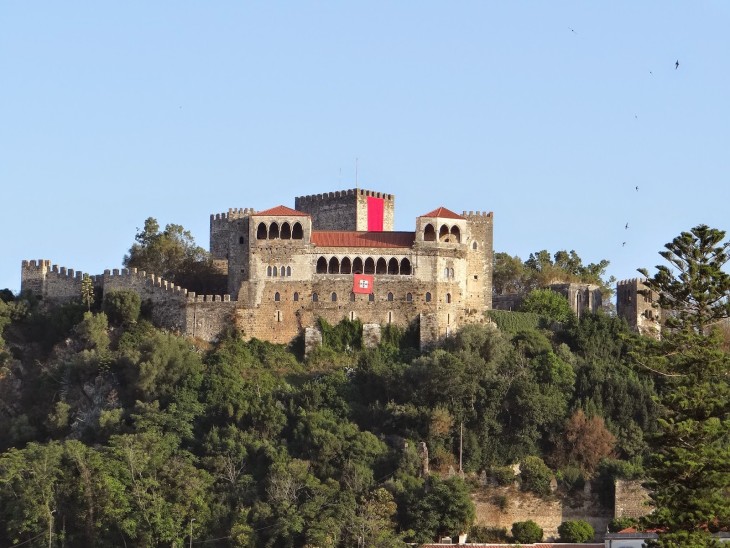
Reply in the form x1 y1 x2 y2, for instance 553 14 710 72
22 188 495 348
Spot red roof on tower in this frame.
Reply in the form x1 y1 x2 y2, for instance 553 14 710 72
252 205 310 217
420 206 464 220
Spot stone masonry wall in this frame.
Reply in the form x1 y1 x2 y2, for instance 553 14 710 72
614 479 652 519
472 484 612 542
295 188 395 231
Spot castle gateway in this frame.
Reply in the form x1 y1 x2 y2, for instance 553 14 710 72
22 188 494 348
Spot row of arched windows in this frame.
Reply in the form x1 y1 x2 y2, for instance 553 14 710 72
424 223 461 243
316 256 412 275
256 221 304 240
267 265 292 277
273 291 451 303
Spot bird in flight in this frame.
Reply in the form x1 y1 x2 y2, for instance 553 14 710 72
622 242 626 247
635 185 639 191
625 223 629 229
675 59 679 69
569 27 577 34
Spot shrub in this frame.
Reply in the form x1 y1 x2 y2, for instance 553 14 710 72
520 456 552 496
608 517 638 533
511 520 543 543
490 465 516 486
103 290 141 325
558 520 595 542
486 310 542 333
469 525 507 543
557 465 585 492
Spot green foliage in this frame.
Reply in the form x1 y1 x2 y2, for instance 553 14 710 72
520 288 574 323
486 309 541 333
103 289 141 325
490 465 516 486
637 225 730 542
81 273 95 311
519 455 552 496
401 476 475 543
511 519 543 543
317 317 362 352
608 516 638 533
469 525 508 542
123 217 225 294
558 519 595 542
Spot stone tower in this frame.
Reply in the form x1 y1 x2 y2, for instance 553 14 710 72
616 278 661 339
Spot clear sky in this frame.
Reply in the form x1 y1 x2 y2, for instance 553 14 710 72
2 2 729 296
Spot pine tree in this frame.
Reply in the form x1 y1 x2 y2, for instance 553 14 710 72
637 225 730 546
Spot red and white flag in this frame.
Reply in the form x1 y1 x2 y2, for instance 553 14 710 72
353 274 374 294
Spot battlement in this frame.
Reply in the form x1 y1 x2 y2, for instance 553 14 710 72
210 208 256 222
102 268 190 295
462 211 493 218
295 188 394 203
617 278 647 287
22 259 52 269
186 293 231 303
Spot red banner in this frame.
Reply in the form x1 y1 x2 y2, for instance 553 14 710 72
367 196 384 231
353 274 374 294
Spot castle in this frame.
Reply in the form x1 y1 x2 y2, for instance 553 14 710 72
21 188 494 348
20 187 660 346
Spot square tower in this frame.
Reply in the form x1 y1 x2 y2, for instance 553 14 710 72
295 188 395 231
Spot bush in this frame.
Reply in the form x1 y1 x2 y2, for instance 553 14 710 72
608 517 638 533
491 465 516 486
486 310 542 333
520 456 553 496
557 465 585 492
558 520 595 542
511 520 543 543
103 290 141 325
469 525 507 543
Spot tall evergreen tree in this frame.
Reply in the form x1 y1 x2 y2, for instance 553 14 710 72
638 225 730 546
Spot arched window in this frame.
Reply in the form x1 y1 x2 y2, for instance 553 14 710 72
272 266 278 277
292 222 303 239
450 268 455 278
439 224 450 242
257 222 267 240
239 236 245 244
286 266 291 277
446 293 451 304
280 222 291 239
450 225 461 243
312 292 319 302
316 256 327 274
472 241 478 250
274 292 280 302
400 258 412 275
331 292 337 302
341 257 352 274
278 266 284 277
350 292 355 302
406 292 413 302
353 257 363 274
293 292 299 302
267 266 272 277
328 257 340 274
376 258 387 275
269 222 280 239
444 267 450 278
364 257 375 274
388 258 398 275
425 292 432 303
424 223 436 241
387 292 394 302
368 293 375 302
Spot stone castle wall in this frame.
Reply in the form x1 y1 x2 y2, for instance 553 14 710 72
616 278 661 339
295 188 395 231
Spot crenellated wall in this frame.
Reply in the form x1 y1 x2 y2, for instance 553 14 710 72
295 188 395 231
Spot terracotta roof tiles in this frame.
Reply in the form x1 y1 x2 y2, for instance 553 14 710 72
420 206 464 220
311 231 415 248
252 205 310 217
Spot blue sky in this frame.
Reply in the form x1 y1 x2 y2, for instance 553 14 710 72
2 2 729 296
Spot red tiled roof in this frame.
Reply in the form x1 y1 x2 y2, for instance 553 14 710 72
252 205 310 217
311 231 415 248
419 544 603 548
420 206 464 220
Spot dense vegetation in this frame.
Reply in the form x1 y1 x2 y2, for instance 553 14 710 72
0 224 726 546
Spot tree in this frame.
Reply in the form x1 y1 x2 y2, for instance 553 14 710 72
558 519 594 542
520 288 574 323
123 217 224 294
519 456 552 496
637 225 730 546
511 520 543 543
103 290 141 326
554 409 616 475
